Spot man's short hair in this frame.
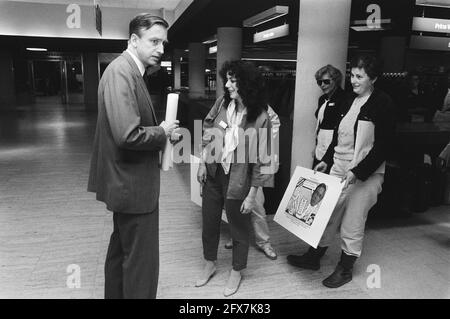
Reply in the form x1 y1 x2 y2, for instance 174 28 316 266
129 14 169 38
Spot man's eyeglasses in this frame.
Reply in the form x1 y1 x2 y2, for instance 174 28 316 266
317 79 332 86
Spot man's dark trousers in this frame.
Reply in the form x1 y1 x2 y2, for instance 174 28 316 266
104 208 159 299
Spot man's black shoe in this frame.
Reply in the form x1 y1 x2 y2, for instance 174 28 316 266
286 246 327 270
287 254 320 270
322 251 357 288
322 265 352 288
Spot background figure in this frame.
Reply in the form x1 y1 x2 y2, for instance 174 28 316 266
288 54 396 289
402 71 434 122
224 105 280 260
313 64 347 169
196 60 273 297
440 71 450 112
87 14 179 299
430 71 450 122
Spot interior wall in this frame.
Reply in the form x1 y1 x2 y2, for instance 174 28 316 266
0 2 161 40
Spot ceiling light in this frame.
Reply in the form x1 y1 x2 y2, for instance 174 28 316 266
202 35 217 44
26 47 47 51
416 0 450 8
350 26 388 31
208 46 217 54
350 19 391 31
412 17 450 33
243 6 289 27
253 24 289 43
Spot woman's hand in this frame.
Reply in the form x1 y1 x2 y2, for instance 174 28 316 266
342 170 357 190
314 161 328 173
197 163 207 186
240 196 256 214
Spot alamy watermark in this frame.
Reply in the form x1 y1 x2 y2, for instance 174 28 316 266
366 264 381 289
66 264 81 289
170 120 280 174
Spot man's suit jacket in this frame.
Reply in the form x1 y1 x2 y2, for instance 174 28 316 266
88 51 167 214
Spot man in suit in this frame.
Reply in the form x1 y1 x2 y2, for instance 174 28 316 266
87 14 179 299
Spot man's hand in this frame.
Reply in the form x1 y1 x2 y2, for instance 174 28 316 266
314 161 328 173
197 163 207 186
342 170 357 190
240 196 256 214
160 120 179 138
169 128 182 144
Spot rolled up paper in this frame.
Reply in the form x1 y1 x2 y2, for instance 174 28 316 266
161 93 179 171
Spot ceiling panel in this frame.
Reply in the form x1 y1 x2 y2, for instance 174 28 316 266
5 0 184 10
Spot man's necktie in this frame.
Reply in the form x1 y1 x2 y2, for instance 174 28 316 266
143 71 150 91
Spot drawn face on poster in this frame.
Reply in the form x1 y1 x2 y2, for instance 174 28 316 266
274 166 343 248
311 183 327 206
285 178 327 227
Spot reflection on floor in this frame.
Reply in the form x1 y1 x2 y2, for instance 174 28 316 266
0 106 449 299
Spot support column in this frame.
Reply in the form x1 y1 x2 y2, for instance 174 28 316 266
173 49 182 90
216 27 242 98
0 50 16 110
82 52 99 112
291 0 351 173
380 36 406 73
188 42 206 99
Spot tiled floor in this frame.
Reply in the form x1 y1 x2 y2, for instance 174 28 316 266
0 105 449 299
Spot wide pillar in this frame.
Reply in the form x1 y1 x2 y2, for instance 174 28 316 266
82 52 99 112
216 27 242 98
188 42 206 99
173 49 182 90
0 50 16 110
291 0 351 173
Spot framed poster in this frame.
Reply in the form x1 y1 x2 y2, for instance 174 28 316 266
274 166 343 248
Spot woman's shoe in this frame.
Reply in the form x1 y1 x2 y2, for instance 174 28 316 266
223 269 241 297
258 244 277 260
195 261 217 287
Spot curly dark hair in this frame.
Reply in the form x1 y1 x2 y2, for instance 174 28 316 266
219 60 267 123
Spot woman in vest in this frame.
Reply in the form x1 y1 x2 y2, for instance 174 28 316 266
313 64 347 169
288 54 396 288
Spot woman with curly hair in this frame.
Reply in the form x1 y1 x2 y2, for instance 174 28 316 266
195 60 274 296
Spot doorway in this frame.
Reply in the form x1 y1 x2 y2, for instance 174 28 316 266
32 60 62 106
28 55 84 108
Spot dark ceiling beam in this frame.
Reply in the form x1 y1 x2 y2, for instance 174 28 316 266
167 0 214 49
168 0 289 48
